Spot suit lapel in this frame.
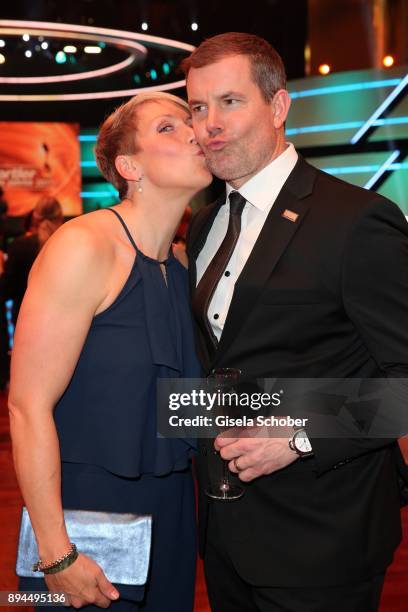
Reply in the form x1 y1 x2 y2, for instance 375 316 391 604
215 157 317 363
187 193 225 294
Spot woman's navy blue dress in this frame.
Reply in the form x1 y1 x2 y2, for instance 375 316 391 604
19 208 201 611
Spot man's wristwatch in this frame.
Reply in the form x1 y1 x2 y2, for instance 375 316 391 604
289 428 314 458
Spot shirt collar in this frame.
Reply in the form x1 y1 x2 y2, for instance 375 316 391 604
226 143 298 211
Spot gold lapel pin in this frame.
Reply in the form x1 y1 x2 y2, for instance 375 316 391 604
282 209 299 222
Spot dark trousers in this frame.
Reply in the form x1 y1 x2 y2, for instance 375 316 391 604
204 507 385 612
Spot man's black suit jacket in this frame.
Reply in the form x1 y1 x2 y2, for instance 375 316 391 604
187 156 408 587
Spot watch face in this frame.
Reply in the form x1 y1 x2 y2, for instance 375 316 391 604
294 434 313 453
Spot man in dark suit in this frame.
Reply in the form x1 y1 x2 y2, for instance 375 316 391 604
182 33 408 611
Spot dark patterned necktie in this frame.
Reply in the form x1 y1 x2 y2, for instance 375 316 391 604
193 191 246 352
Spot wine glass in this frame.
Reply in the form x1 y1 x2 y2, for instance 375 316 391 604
205 367 245 501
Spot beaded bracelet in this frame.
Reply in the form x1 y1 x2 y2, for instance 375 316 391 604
32 543 78 574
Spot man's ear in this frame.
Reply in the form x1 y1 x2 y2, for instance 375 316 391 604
271 89 291 129
115 155 142 182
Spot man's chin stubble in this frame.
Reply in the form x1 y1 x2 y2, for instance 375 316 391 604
206 159 251 183
204 152 242 182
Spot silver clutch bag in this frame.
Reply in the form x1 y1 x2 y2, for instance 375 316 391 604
16 507 152 586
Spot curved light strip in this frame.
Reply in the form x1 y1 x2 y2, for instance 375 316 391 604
0 79 188 102
0 20 193 100
0 27 147 54
0 55 136 84
0 28 146 84
0 20 195 52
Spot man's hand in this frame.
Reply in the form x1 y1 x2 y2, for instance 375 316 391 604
215 426 298 482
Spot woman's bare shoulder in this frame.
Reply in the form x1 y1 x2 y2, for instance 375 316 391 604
31 210 115 283
43 209 115 253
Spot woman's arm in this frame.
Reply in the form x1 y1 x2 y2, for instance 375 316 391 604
9 222 119 608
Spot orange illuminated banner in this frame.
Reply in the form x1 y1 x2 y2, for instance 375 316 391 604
0 122 82 216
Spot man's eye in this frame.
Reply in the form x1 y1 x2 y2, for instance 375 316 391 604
191 105 206 113
225 98 238 105
158 124 173 133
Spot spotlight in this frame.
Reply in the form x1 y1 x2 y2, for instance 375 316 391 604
22 34 30 42
191 23 198 31
318 63 331 75
0 40 5 48
84 46 102 54
162 62 170 75
25 50 32 58
41 41 48 50
141 22 148 31
150 69 158 80
383 55 395 68
55 51 67 64
63 45 77 53
0 53 5 64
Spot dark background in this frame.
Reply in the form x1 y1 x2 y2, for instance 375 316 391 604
0 0 308 125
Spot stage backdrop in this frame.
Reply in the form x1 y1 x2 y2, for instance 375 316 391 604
0 122 82 216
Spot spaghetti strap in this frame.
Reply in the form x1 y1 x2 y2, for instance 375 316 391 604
106 207 138 252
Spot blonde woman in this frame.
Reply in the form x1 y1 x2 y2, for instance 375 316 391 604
10 92 211 611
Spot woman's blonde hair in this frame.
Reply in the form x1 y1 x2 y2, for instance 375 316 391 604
94 92 190 200
31 196 64 247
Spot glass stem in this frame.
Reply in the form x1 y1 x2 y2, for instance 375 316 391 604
222 460 230 489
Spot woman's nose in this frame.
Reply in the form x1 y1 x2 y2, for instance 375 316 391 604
187 125 198 145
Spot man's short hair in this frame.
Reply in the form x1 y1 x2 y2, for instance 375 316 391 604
181 32 286 103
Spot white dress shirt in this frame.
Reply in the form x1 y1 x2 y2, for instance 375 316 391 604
196 143 298 341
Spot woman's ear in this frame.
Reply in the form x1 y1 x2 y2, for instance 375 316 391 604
271 89 291 130
115 155 142 182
